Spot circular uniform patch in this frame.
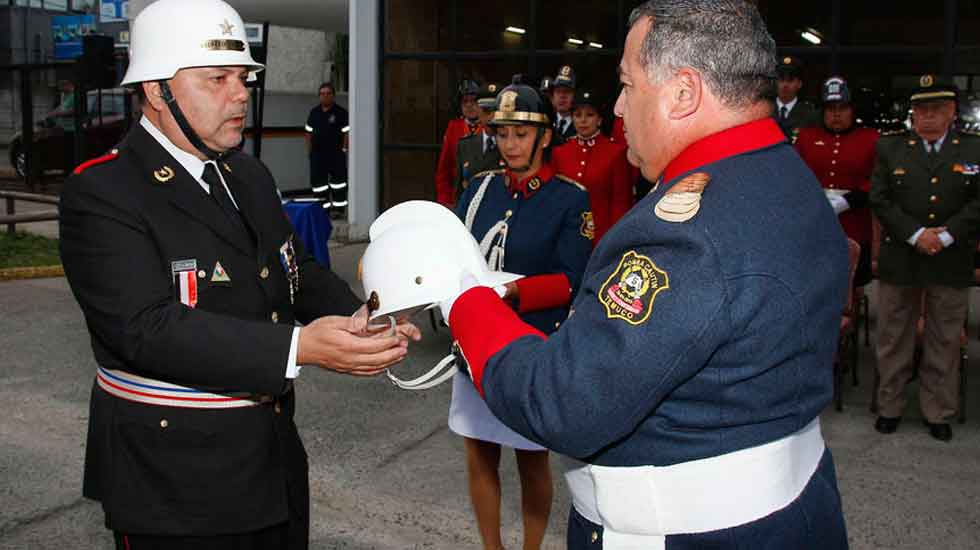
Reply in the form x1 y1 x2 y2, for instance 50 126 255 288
580 211 595 240
598 250 669 325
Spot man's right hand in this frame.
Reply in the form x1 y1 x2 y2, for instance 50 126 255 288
296 315 408 376
914 228 945 256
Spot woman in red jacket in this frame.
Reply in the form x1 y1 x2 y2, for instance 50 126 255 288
552 90 635 246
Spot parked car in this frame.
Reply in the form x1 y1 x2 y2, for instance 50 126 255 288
8 88 132 178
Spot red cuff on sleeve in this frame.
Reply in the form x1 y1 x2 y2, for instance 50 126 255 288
450 286 546 397
515 273 572 313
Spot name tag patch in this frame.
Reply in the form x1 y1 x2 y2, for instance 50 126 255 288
598 251 669 325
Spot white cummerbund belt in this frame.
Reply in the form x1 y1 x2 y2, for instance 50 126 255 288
96 367 275 409
562 418 825 550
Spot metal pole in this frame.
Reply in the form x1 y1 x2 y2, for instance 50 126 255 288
20 65 35 193
5 197 14 235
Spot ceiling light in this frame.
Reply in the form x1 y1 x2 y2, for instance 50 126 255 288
801 27 822 45
567 37 584 45
505 26 526 35
588 42 603 49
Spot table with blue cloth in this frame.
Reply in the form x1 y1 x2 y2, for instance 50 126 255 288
282 199 332 267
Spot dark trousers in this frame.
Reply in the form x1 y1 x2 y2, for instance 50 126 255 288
566 449 848 549
115 522 292 550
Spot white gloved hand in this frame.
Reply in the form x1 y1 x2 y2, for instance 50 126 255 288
438 271 480 322
827 194 849 215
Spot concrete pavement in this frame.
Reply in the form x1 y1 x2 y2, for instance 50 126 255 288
1 242 979 549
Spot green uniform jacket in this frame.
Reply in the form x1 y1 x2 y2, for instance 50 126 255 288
455 132 504 199
870 129 980 287
774 99 819 142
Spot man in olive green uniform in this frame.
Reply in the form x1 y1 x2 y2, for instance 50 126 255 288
870 75 980 442
454 82 504 196
774 56 818 142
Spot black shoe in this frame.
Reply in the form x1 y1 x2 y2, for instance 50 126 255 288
874 416 901 434
924 421 952 442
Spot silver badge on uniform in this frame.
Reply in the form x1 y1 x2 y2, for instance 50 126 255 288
279 236 299 304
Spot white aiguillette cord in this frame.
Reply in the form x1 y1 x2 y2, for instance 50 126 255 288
374 314 462 391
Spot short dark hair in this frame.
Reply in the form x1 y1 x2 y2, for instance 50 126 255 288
319 82 335 94
628 0 777 109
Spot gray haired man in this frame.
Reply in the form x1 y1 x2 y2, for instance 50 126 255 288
436 1 850 549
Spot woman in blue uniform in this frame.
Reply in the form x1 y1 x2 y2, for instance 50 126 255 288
450 77 592 550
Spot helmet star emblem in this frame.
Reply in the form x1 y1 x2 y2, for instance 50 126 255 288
219 19 235 36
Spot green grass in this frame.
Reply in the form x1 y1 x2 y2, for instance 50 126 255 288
0 231 61 268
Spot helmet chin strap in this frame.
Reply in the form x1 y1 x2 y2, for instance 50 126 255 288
503 126 546 173
159 81 226 161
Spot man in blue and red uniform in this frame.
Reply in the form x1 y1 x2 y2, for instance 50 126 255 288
435 80 482 207
796 76 879 287
441 1 849 548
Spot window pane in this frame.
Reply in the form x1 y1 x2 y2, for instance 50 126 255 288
382 150 439 208
457 0 529 52
756 0 832 47
385 0 451 52
537 0 621 52
456 58 529 96
958 1 980 46
45 0 68 10
383 59 451 145
841 1 944 46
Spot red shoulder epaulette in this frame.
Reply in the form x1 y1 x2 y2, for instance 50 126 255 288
73 151 119 175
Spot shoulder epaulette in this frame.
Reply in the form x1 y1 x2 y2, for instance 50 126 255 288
555 174 586 192
472 169 505 180
72 150 119 175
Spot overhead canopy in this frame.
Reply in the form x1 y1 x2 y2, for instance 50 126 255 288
130 0 349 32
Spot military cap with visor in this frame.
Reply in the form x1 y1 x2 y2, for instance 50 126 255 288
911 74 958 105
477 82 500 110
458 79 480 98
776 56 803 79
553 65 577 89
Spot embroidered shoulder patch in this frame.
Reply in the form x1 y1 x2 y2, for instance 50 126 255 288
598 251 669 325
580 211 595 240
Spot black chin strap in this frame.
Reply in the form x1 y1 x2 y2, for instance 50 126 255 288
159 81 225 161
503 126 546 173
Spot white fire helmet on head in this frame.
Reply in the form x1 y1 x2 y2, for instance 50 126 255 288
360 200 522 322
121 0 264 86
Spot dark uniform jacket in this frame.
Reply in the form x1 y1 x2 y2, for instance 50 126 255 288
59 123 361 539
870 129 980 287
307 103 349 183
454 163 592 334
775 99 819 142
449 118 848 467
454 131 503 199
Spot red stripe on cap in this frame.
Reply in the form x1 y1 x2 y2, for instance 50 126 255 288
449 286 545 397
661 118 785 185
515 273 571 313
72 152 118 175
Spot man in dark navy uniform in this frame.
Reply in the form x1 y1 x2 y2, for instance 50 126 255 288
550 65 578 146
774 55 818 141
305 81 350 211
440 1 849 548
58 1 418 548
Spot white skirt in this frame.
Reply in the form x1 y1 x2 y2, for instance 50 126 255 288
448 371 546 451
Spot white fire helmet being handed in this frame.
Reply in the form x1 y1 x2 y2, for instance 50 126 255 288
360 200 523 322
121 0 264 86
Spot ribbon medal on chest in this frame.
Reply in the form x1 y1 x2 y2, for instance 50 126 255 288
279 236 300 304
171 259 199 308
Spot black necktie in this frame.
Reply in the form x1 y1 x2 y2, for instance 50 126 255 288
202 163 248 237
779 106 788 120
928 140 939 157
485 136 496 155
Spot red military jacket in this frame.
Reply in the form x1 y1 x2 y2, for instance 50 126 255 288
553 134 635 245
435 117 481 206
796 125 879 244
